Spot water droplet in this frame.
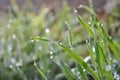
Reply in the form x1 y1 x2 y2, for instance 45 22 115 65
34 62 37 66
30 40 34 42
74 9 77 13
50 52 53 55
105 65 111 71
49 52 54 59
109 36 112 40
79 5 83 8
12 34 16 40
92 47 95 52
85 40 88 43
9 65 13 69
45 28 50 34
71 47 75 50
88 22 91 25
50 56 54 59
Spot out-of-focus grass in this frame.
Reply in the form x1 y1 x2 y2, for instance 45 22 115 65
0 1 120 80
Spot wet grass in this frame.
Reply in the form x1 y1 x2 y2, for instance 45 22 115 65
0 1 120 80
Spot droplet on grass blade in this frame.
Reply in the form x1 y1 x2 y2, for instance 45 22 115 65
88 22 91 25
50 52 53 55
30 40 34 42
50 56 54 59
49 52 54 59
92 47 95 52
79 5 83 8
9 65 13 69
45 28 50 34
74 9 78 13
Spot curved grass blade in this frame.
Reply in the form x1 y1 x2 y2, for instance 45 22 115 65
59 59 75 80
77 64 88 80
34 62 47 80
76 15 96 38
58 43 99 80
100 26 120 61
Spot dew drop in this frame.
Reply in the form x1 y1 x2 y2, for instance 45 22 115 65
109 36 112 40
79 5 83 8
45 28 50 34
64 21 68 24
71 47 75 50
92 47 95 52
88 22 91 25
50 52 53 55
85 40 88 43
30 40 34 42
74 9 77 13
50 56 53 59
9 65 13 69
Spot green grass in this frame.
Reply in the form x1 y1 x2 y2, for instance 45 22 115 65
0 1 120 80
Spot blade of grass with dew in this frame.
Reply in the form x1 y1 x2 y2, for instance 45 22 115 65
58 43 99 80
66 22 87 80
77 64 88 80
32 37 99 79
100 26 120 61
87 43 97 69
68 25 73 49
76 15 96 38
34 62 47 80
95 42 104 79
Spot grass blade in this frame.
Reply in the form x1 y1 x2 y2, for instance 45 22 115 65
58 43 99 80
34 62 47 80
59 59 75 80
76 15 96 38
77 64 88 80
